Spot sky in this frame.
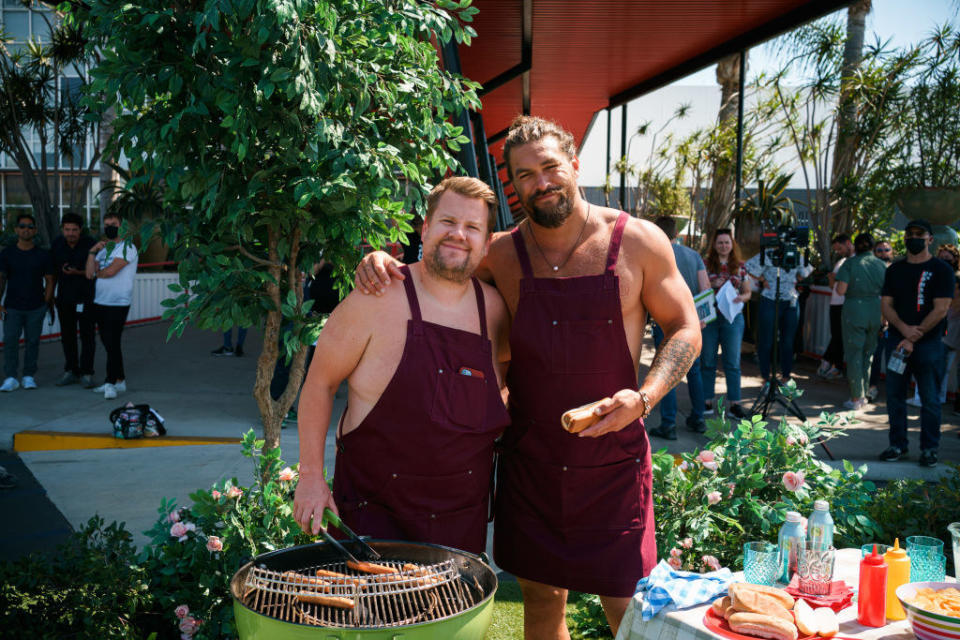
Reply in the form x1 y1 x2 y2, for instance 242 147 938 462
578 0 959 188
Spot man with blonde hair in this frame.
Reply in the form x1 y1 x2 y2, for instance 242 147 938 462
294 176 511 555
356 116 701 638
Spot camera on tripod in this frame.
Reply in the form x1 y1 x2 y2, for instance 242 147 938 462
759 222 810 270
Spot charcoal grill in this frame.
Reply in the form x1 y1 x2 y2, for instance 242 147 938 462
231 540 498 639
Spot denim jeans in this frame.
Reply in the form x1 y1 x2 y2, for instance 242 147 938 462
869 327 890 387
223 327 247 349
756 297 799 379
700 312 745 403
885 336 944 451
652 323 704 427
3 305 46 378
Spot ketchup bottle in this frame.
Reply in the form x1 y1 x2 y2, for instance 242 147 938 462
858 544 887 627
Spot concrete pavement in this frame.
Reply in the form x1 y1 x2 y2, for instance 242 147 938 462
0 321 957 559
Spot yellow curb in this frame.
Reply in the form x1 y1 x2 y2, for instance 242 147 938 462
14 430 241 452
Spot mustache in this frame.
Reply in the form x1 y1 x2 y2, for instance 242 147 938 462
532 185 563 199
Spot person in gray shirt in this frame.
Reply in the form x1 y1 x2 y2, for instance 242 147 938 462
649 216 708 439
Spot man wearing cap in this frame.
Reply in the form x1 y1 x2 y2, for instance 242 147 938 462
879 219 954 468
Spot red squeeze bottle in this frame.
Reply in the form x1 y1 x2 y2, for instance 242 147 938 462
858 544 888 627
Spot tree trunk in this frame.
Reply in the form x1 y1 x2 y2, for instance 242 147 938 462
98 107 117 227
703 52 746 250
830 0 871 235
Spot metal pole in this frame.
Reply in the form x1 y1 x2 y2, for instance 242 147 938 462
620 104 627 211
605 108 611 178
734 50 747 204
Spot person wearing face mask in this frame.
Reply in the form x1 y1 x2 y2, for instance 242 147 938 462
85 213 139 399
878 219 954 468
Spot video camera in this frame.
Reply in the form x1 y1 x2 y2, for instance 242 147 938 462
759 221 810 270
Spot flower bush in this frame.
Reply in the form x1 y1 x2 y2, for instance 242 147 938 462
652 405 883 572
141 430 310 639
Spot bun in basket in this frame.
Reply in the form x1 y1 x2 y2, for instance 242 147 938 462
728 612 799 640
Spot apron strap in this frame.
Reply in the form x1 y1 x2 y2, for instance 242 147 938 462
399 264 424 336
472 277 488 340
510 225 535 289
604 211 629 289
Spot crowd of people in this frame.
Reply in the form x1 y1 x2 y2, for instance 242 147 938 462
0 211 137 399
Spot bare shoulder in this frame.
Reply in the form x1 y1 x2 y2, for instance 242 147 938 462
486 230 515 263
619 215 671 255
479 278 508 323
329 280 408 331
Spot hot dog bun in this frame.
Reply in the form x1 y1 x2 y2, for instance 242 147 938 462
561 400 604 433
730 586 793 623
713 596 731 616
728 612 799 640
793 599 817 636
730 583 796 610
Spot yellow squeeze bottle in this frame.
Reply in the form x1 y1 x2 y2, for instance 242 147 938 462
883 538 910 621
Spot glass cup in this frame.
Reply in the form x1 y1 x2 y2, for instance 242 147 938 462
861 543 891 558
911 552 947 583
743 541 780 586
907 536 946 581
906 536 945 555
797 543 835 596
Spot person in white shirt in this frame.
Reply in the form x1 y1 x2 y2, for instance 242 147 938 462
85 213 139 399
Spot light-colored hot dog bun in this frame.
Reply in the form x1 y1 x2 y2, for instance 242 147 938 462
730 587 793 623
728 612 799 640
561 400 604 433
730 583 796 610
713 596 731 616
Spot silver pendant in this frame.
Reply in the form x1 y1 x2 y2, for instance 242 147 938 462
552 266 559 272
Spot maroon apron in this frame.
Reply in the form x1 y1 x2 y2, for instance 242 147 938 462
332 265 509 555
493 212 657 596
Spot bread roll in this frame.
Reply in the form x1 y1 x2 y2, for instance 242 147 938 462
713 596 731 616
730 586 794 623
730 582 796 610
728 612 799 640
793 599 817 636
561 400 604 433
812 607 838 638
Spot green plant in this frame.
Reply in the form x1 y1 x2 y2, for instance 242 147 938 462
736 171 796 226
568 592 614 638
652 402 883 571
141 430 309 639
0 516 157 639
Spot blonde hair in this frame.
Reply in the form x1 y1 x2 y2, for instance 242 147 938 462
426 176 497 235
502 115 576 180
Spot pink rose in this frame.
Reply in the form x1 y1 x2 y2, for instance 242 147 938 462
179 616 201 636
702 555 722 571
681 537 693 549
707 491 722 505
782 470 806 492
168 509 181 523
667 557 683 570
174 604 189 619
697 450 715 464
797 433 808 445
786 435 796 446
703 460 719 471
226 486 243 499
170 522 188 539
206 536 223 552
211 489 221 500
670 547 683 558
278 467 297 482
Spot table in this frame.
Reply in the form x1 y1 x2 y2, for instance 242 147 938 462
616 549 915 640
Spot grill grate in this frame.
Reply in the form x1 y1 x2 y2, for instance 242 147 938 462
242 558 481 628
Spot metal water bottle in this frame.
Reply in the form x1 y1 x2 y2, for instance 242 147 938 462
807 500 834 550
778 511 806 583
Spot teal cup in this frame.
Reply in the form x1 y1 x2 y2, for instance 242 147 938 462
861 543 891 557
743 541 780 586
911 552 947 582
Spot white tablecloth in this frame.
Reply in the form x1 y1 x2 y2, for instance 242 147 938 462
616 549 915 640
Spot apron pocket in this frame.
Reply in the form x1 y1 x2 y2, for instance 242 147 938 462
560 457 645 531
381 468 486 517
550 318 621 374
430 368 489 429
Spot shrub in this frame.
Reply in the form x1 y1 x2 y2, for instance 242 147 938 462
0 516 157 639
141 430 310 639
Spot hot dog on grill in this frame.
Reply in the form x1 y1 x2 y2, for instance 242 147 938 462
295 592 356 609
347 560 398 575
561 400 604 433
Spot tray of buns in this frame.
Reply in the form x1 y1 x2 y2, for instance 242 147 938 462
705 583 842 640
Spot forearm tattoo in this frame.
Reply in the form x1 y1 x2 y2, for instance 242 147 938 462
645 336 698 399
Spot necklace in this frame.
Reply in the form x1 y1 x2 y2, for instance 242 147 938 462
527 204 591 273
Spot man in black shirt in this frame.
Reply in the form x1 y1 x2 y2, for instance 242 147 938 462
879 219 954 467
50 212 97 387
1 213 55 392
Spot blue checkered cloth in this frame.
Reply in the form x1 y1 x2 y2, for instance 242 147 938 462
635 560 735 620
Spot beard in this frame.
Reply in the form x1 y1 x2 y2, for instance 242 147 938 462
424 242 474 284
522 184 575 229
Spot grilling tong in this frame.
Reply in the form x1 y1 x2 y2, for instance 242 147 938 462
316 508 381 563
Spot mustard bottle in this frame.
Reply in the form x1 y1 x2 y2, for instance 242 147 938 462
883 538 910 621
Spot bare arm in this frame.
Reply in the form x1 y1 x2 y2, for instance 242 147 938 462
697 268 710 294
97 258 129 279
881 296 922 343
293 291 374 534
917 298 951 336
835 281 848 296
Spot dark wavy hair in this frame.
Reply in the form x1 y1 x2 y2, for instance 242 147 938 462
704 228 743 275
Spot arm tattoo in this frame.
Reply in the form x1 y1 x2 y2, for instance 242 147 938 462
645 336 698 398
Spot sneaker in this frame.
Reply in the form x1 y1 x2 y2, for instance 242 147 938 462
703 401 714 416
728 403 749 420
843 398 867 410
0 465 15 489
906 396 922 408
648 424 678 440
821 366 842 381
918 449 939 468
114 380 126 393
0 377 19 392
685 417 706 433
211 346 234 356
879 446 907 462
281 409 297 429
21 376 38 390
867 386 879 401
55 371 79 386
103 383 117 400
81 374 96 388
234 346 244 357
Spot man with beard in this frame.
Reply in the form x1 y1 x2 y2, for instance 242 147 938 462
293 177 511 556
355 116 701 638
